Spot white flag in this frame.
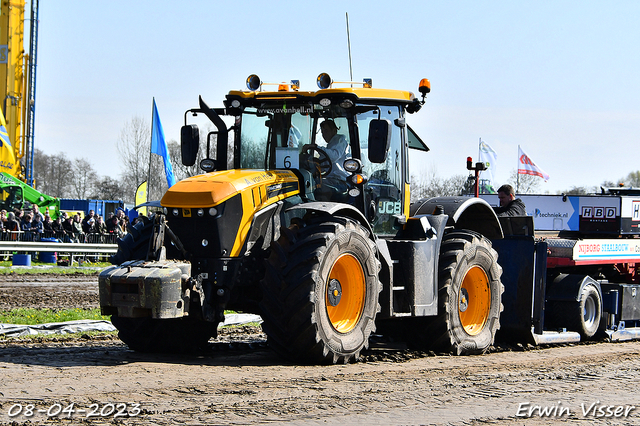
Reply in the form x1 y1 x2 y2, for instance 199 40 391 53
518 146 549 181
479 140 497 186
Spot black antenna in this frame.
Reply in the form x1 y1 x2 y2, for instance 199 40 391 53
346 12 353 87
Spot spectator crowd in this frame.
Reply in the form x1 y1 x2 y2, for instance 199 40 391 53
0 205 133 243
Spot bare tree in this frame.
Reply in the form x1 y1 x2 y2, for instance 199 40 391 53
624 171 640 187
410 170 468 201
563 186 590 195
33 150 72 198
116 116 167 203
70 158 97 199
507 169 541 194
91 176 125 200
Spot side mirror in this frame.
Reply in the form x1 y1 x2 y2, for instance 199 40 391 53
181 124 199 166
368 119 391 163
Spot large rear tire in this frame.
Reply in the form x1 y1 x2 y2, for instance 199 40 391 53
260 216 381 364
412 230 503 355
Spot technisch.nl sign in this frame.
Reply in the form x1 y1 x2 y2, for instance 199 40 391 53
480 194 640 235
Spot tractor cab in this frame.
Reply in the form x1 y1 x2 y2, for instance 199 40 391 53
181 73 431 236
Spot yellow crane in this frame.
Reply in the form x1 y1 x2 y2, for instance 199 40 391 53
0 0 38 184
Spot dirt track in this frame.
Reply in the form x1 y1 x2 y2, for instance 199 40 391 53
1 275 640 425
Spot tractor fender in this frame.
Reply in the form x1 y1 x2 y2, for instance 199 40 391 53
546 273 603 303
286 201 374 237
411 196 503 240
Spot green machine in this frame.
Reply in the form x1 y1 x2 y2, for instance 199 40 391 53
0 172 60 219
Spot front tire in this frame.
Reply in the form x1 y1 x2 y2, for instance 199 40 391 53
412 230 503 354
260 216 381 364
111 315 217 353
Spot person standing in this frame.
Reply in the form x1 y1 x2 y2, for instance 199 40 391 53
72 214 84 242
21 213 34 241
493 184 527 217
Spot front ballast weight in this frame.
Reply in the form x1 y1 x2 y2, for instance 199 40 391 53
99 260 193 319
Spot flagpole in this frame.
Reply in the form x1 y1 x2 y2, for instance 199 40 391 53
478 138 482 194
147 97 154 203
516 145 520 194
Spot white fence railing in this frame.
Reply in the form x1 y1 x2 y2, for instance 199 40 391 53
0 231 119 263
0 240 117 255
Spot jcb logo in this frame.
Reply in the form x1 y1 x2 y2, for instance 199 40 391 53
582 206 616 219
378 201 401 215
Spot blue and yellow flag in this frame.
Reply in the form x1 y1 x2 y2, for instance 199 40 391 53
0 108 17 176
150 98 176 188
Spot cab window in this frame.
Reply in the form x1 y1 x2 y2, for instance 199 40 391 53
357 105 403 235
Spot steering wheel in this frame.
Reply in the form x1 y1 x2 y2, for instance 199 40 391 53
301 145 332 177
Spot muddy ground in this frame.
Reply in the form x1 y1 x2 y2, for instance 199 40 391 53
1 274 640 425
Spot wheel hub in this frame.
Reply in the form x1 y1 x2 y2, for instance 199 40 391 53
459 288 469 312
327 279 342 307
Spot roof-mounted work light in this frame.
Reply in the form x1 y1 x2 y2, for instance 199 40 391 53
317 73 332 89
246 74 261 91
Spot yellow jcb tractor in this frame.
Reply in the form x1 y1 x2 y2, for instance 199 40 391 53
99 74 504 364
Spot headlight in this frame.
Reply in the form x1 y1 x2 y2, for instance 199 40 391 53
209 207 218 216
343 158 362 173
339 99 354 108
197 209 204 217
200 158 216 172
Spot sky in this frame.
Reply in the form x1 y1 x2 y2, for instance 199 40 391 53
31 0 640 194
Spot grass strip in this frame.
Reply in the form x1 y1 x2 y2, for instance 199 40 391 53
0 307 110 325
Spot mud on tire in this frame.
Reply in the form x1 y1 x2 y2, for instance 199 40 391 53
260 216 381 364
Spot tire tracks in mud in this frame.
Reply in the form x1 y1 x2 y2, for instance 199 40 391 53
2 276 640 424
1 337 640 425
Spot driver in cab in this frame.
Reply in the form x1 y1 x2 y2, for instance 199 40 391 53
318 120 350 193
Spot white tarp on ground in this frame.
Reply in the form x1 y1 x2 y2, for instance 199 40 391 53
0 320 116 337
0 314 263 338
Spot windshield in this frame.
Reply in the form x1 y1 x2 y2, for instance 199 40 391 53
237 105 351 171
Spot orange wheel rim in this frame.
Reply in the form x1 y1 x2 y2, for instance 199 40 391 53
458 266 490 336
326 253 366 333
